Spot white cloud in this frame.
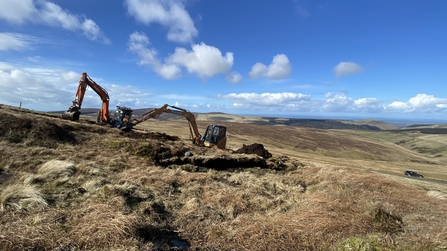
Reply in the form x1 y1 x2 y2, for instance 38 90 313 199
127 31 181 79
388 101 410 111
216 92 447 116
408 94 444 110
249 63 267 79
333 62 363 77
61 71 79 82
105 84 152 108
0 0 35 24
387 94 447 113
0 33 38 51
218 92 310 106
167 43 234 78
321 92 354 112
321 93 384 113
226 72 243 84
0 62 150 110
216 91 388 114
248 54 292 80
125 0 198 43
353 97 383 113
0 0 109 43
128 32 234 79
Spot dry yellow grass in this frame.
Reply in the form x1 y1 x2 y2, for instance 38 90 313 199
0 183 47 211
1 105 447 250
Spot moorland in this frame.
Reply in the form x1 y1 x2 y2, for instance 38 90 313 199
1 104 446 250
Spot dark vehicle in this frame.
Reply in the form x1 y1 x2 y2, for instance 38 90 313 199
404 170 424 178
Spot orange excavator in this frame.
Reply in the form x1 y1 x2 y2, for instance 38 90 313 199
133 104 227 149
62 72 133 130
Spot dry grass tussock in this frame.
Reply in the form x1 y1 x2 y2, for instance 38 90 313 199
0 205 143 251
37 160 76 178
23 160 76 185
0 183 47 211
1 106 447 250
130 166 447 250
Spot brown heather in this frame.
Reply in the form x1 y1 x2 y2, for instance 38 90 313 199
0 104 446 250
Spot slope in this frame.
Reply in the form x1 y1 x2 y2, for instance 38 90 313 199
0 104 446 250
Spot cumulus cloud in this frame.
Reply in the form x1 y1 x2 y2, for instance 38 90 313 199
333 62 363 77
166 43 234 78
321 93 384 113
353 98 384 113
217 91 388 113
128 32 234 79
128 31 181 79
216 91 447 116
0 62 150 110
0 33 38 51
218 92 310 106
248 54 292 80
386 94 447 113
226 72 243 84
61 71 79 82
321 92 354 112
125 0 198 43
0 0 109 43
388 101 410 111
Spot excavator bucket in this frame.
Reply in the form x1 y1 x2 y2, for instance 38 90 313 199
62 111 80 121
61 106 81 121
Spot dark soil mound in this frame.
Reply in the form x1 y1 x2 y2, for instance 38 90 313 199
159 155 268 170
234 143 272 158
121 131 179 141
128 142 271 170
0 113 76 147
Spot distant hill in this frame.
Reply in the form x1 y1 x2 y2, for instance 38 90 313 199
49 107 398 130
340 119 398 130
259 117 384 130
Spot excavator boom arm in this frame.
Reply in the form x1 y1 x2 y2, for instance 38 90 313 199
64 72 110 122
133 103 227 149
73 73 110 107
134 104 203 144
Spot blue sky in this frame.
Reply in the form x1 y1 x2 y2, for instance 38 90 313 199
0 0 446 120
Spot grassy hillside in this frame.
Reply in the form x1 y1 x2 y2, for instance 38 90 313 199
137 119 447 180
53 106 397 130
1 104 447 250
346 129 447 166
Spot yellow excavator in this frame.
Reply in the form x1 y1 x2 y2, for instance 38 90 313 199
133 104 227 149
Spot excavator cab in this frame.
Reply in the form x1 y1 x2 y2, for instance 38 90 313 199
110 106 134 131
202 124 227 149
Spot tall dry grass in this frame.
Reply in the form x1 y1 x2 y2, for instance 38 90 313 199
0 184 47 211
1 106 447 250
